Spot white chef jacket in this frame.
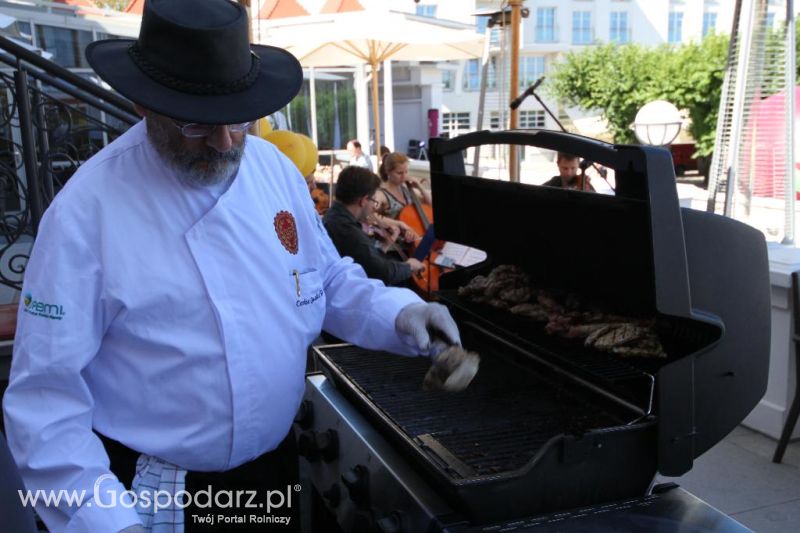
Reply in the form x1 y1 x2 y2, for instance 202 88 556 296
2 121 423 533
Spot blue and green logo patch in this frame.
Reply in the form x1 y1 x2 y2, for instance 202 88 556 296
23 292 65 320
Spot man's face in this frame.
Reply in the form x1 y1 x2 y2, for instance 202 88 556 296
357 193 378 222
142 110 247 187
558 158 579 182
347 142 359 156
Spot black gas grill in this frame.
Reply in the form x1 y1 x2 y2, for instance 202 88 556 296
301 130 769 532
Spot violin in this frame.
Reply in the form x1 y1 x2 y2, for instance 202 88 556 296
364 218 409 259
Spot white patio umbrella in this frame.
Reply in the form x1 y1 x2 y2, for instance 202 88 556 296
260 10 484 154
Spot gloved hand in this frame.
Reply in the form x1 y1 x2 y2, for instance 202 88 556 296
119 525 146 533
395 302 461 357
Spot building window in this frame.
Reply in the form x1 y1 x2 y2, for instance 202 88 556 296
610 11 629 43
461 58 498 91
520 110 546 129
476 17 501 45
35 25 94 68
442 112 471 138
702 12 717 37
535 7 557 43
415 5 437 18
520 56 545 88
668 12 683 43
572 11 592 44
442 70 454 91
489 111 502 130
462 59 480 91
14 21 33 45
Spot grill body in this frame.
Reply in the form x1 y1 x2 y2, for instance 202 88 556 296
296 130 770 530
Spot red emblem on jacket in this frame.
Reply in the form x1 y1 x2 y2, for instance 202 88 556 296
274 211 299 254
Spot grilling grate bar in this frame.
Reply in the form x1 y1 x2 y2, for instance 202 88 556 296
317 337 637 478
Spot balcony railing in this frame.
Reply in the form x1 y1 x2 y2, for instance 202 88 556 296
0 35 137 291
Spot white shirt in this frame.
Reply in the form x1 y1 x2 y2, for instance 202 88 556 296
349 152 373 172
2 121 422 532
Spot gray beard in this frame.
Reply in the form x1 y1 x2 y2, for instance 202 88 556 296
145 117 246 187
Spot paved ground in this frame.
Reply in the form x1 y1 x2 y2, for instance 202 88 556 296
660 426 800 533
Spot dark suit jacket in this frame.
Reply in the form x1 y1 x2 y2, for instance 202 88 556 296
323 202 411 286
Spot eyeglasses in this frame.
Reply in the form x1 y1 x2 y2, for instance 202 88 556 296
170 120 252 139
367 197 380 207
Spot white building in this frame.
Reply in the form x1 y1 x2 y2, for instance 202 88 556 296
0 0 788 155
434 0 786 145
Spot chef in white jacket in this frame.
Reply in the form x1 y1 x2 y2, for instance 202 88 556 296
1 1 460 532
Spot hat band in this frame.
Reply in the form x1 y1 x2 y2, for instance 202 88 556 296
128 44 261 96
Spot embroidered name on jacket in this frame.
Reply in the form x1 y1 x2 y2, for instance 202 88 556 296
23 292 66 320
296 289 324 308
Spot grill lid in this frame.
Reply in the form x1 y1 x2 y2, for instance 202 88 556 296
428 130 770 476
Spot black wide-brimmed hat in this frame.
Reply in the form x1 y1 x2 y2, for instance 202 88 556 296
86 0 302 124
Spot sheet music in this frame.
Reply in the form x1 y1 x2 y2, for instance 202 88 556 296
439 242 487 268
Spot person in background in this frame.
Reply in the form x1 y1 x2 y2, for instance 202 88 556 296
346 138 373 172
541 151 596 191
377 151 432 219
2 2 461 532
307 173 330 216
324 166 424 286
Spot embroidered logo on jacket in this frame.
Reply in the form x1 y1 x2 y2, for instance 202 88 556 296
274 211 299 254
23 292 65 320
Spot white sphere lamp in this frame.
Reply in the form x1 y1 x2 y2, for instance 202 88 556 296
633 100 682 146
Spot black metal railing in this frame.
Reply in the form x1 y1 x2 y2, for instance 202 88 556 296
0 35 137 291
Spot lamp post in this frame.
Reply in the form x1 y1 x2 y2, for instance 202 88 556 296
633 100 682 146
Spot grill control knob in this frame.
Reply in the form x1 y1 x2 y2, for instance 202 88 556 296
297 429 339 462
296 430 317 460
294 400 314 429
341 464 370 508
322 483 341 508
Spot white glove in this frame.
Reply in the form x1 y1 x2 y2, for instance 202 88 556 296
395 302 461 356
119 525 146 533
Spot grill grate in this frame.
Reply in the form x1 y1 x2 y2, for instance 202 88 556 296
320 342 628 478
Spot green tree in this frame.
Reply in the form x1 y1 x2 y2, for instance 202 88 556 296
547 37 728 158
664 33 729 158
547 43 673 144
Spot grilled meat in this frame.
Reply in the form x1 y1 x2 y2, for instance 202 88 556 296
458 264 668 359
584 324 667 358
509 303 549 321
